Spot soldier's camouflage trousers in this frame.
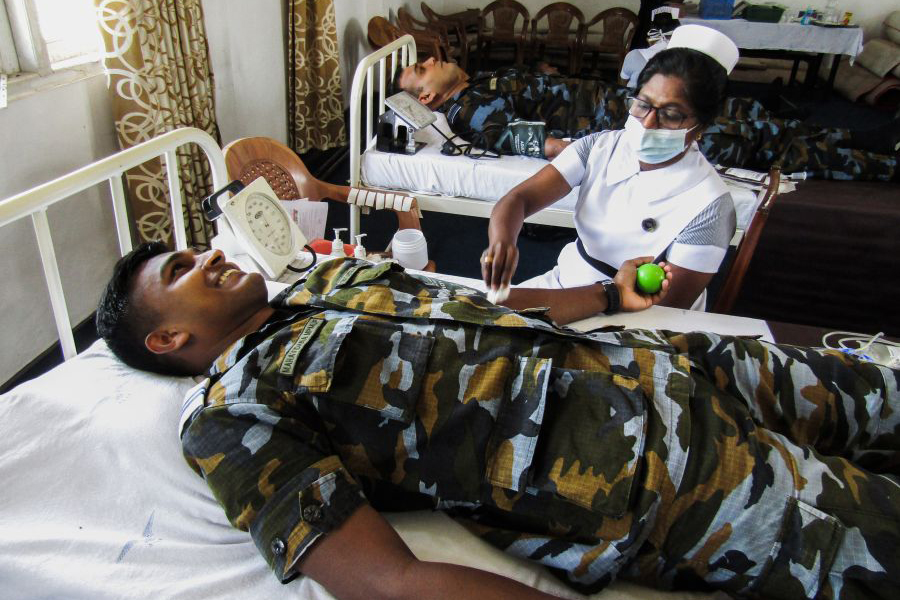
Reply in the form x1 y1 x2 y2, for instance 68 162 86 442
623 331 900 599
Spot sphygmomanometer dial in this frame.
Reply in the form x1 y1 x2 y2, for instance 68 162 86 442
244 192 293 256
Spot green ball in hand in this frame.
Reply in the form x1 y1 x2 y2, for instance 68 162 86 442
636 263 665 294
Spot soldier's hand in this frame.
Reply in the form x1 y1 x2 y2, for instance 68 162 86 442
481 239 519 296
615 257 671 312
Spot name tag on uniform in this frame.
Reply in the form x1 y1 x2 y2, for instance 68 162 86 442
334 263 368 288
280 319 325 376
489 77 497 91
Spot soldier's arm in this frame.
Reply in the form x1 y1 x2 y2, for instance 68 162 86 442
501 257 671 324
299 503 563 600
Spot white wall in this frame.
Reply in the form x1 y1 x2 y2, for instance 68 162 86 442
0 75 120 383
333 0 408 105
202 0 287 145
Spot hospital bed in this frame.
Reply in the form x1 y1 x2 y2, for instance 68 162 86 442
348 35 769 243
1 127 773 599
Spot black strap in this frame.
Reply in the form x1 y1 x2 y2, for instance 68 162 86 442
575 238 671 279
576 238 618 279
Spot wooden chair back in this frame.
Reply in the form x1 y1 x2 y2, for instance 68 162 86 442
223 137 312 200
530 2 584 74
420 2 477 70
578 7 638 75
711 167 782 314
396 7 453 64
367 16 404 50
478 0 530 68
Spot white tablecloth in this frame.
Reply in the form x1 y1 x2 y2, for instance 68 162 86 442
681 18 864 58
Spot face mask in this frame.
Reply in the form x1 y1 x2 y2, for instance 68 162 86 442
623 116 694 164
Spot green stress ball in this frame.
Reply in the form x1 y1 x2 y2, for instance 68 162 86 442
636 263 665 294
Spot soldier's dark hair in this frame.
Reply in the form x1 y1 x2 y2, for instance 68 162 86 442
636 48 728 128
96 241 193 376
392 64 421 97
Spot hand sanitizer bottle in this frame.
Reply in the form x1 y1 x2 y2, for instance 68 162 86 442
353 234 368 259
331 228 348 257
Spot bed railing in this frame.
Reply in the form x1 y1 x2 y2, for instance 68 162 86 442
348 34 417 239
0 127 228 362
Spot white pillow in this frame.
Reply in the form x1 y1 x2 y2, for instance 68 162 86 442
0 340 708 600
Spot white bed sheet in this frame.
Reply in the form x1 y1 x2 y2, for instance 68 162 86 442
360 112 763 231
3 265 771 600
361 112 581 211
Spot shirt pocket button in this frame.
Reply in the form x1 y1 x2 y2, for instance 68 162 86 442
270 537 286 556
303 505 323 523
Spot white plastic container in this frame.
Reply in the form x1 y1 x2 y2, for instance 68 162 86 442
391 228 428 270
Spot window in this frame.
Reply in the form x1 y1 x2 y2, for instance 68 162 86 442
0 0 101 77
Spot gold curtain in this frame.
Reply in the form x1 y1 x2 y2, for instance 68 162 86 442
287 0 346 153
94 0 221 248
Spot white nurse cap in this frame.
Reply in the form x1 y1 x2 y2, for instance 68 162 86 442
667 24 739 74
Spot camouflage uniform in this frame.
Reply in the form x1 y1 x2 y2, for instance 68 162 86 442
443 70 897 181
181 258 900 599
699 116 898 182
443 68 629 151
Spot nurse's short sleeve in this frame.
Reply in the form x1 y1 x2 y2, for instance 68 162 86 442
668 193 737 273
551 133 601 188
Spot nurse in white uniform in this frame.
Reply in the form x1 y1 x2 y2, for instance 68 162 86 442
481 26 740 311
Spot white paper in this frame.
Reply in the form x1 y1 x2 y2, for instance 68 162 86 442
724 167 768 183
0 74 7 109
281 199 328 242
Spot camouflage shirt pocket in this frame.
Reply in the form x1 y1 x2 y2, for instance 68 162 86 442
284 315 357 393
486 359 647 517
324 319 435 424
751 497 844 599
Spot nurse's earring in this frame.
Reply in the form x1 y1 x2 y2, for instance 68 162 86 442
687 125 702 147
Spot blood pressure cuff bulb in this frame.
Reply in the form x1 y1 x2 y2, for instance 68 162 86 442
494 120 546 158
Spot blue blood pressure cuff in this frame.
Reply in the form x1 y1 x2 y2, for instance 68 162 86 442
494 120 546 158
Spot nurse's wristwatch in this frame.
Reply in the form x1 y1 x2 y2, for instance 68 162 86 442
598 280 620 315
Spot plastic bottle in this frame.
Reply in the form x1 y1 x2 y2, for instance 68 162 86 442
824 0 838 23
801 7 812 25
331 228 348 257
391 229 428 270
353 234 368 259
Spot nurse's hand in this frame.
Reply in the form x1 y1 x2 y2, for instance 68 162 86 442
481 240 519 295
615 257 672 312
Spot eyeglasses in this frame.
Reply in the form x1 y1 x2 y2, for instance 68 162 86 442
627 96 694 130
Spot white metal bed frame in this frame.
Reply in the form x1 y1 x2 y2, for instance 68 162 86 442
347 35 575 240
0 127 228 363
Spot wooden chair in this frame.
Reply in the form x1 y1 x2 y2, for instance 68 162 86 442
222 137 423 240
578 8 638 77
367 16 404 51
709 167 782 314
420 2 477 71
530 3 584 75
477 0 530 70
396 8 456 65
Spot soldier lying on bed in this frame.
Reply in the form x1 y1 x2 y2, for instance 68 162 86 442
96 243 900 600
394 52 900 182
